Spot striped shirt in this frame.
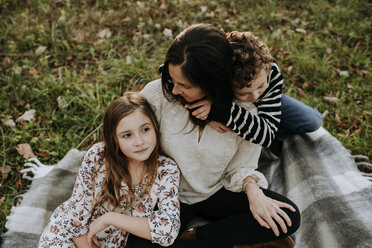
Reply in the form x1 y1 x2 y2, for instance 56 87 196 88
208 62 283 147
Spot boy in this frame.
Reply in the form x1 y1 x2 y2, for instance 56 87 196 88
189 31 323 154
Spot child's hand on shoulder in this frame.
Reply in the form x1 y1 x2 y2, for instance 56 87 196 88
188 99 212 120
209 121 232 133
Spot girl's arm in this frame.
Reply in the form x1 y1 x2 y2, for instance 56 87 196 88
87 157 181 247
72 234 90 248
87 213 150 247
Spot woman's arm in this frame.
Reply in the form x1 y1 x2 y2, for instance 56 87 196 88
243 176 296 236
72 234 90 248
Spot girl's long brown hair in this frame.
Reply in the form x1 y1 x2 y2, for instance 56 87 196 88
91 92 160 215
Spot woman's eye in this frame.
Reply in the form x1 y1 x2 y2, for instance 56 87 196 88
143 127 151 133
123 133 131 138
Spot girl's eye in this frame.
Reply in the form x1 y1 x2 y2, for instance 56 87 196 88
123 133 131 138
143 127 151 133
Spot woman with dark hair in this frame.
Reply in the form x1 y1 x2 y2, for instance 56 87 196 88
139 24 300 248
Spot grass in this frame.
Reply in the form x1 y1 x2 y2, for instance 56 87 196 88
0 0 371 237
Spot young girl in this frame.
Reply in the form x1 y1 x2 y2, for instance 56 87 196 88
39 93 180 247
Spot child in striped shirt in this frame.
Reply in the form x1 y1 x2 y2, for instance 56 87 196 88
188 31 323 154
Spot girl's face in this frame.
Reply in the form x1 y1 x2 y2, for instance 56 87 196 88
116 109 157 165
168 63 206 102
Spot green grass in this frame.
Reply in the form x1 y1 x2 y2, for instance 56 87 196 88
0 0 371 237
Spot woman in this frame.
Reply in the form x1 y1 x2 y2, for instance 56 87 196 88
139 24 300 248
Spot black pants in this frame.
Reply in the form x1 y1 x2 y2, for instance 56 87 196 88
180 188 300 246
126 188 300 248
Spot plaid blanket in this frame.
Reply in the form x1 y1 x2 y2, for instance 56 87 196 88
2 127 372 247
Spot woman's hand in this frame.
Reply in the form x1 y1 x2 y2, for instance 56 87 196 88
245 183 296 236
188 99 212 120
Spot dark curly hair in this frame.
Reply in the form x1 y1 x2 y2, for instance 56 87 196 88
227 31 273 89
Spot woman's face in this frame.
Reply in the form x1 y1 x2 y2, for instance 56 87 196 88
168 64 206 102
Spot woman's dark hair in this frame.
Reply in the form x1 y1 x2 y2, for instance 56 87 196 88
161 23 234 126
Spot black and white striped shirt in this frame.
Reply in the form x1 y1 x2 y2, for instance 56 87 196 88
208 62 283 147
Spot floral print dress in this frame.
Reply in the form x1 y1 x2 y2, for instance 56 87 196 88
39 143 180 247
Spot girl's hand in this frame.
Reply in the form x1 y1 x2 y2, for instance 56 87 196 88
208 121 232 133
188 99 212 120
87 213 122 248
245 184 296 236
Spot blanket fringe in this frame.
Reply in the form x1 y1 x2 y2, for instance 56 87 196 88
20 157 55 180
350 154 372 181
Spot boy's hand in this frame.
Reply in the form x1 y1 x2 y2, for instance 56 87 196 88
188 99 212 120
209 121 232 133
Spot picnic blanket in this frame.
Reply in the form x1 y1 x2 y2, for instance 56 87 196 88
2 127 372 248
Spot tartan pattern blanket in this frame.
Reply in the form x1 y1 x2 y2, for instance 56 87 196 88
2 127 372 248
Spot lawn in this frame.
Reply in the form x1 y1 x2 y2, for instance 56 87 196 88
0 0 371 237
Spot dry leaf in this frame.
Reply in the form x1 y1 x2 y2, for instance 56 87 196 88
334 113 341 123
163 28 173 39
13 66 22 74
3 57 11 67
295 28 306 34
126 56 132 64
98 28 112 39
302 82 310 89
16 143 35 159
0 197 5 205
1 165 12 184
57 96 68 111
339 71 349 77
200 6 207 12
323 96 339 104
16 109 36 122
35 46 47 56
4 119 16 127
362 111 372 116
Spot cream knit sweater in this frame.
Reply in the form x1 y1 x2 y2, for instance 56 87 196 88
140 79 268 204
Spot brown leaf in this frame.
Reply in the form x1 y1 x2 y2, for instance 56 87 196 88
0 197 5 206
334 113 341 123
1 165 11 184
302 82 310 89
298 88 305 97
362 111 372 116
16 143 35 159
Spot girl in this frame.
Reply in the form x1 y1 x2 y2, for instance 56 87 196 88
39 93 180 247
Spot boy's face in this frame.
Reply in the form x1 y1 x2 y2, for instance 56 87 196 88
233 69 269 102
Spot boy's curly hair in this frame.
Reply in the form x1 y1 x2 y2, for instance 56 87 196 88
226 31 273 89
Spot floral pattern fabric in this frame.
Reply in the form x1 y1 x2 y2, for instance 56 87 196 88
39 143 180 247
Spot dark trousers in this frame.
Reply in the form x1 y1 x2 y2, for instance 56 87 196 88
180 188 300 246
126 188 300 248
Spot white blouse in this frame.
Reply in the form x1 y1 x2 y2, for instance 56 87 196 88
39 143 180 247
140 79 268 204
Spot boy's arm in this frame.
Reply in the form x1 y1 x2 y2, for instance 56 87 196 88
209 63 283 147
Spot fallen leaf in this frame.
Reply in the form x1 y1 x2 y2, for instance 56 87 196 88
16 143 35 159
362 111 372 116
57 96 68 111
1 165 11 184
295 28 306 34
0 197 5 205
334 113 341 123
98 28 112 39
272 28 282 39
16 109 36 122
4 119 16 127
163 28 173 39
298 88 305 97
326 48 332 54
35 46 47 56
347 83 354 90
302 82 310 89
3 57 11 67
126 55 132 64
323 96 339 104
339 71 349 77
13 66 22 74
